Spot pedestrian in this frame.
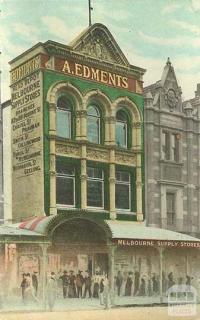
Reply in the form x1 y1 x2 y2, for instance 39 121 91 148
76 270 84 298
32 272 38 296
168 272 175 289
125 272 133 296
47 272 57 311
152 273 159 295
83 271 92 298
99 277 104 305
138 277 146 296
116 271 123 296
93 271 100 298
59 270 69 298
20 273 28 303
103 276 110 309
133 271 140 296
68 270 76 298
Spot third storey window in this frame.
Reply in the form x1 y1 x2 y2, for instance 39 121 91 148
116 110 128 148
115 170 131 211
56 96 72 139
162 131 179 162
87 167 104 208
87 105 101 144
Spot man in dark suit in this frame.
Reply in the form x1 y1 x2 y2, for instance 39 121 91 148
59 270 69 298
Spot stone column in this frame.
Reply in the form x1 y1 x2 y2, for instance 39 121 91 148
49 138 56 215
104 116 110 145
136 154 143 221
48 103 57 215
159 247 164 303
81 145 87 209
108 245 116 306
75 110 81 140
109 115 116 146
132 122 141 150
40 243 49 310
109 149 116 219
80 110 87 141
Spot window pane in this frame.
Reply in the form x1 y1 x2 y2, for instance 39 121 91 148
87 105 99 116
172 134 179 162
56 176 74 205
56 161 74 175
57 96 71 110
115 183 130 210
87 167 103 179
87 180 103 207
56 110 71 138
87 117 100 143
116 171 130 182
116 121 127 148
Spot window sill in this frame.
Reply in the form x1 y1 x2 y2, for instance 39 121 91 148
159 159 183 166
56 205 76 210
117 211 136 215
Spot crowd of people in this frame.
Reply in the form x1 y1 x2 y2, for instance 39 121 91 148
19 269 196 311
20 270 110 311
115 270 194 297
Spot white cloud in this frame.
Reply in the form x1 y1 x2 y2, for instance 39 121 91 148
138 31 200 48
12 23 40 42
41 16 85 43
162 3 182 14
190 0 200 12
171 20 200 35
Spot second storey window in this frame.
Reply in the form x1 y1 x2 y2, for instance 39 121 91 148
166 192 176 226
115 171 131 211
162 131 180 162
87 105 101 144
56 96 72 139
87 167 104 208
56 161 75 206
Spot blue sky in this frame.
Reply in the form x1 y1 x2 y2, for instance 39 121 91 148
1 0 200 102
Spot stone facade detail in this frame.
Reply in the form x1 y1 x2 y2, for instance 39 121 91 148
56 143 80 157
86 148 109 162
144 59 200 236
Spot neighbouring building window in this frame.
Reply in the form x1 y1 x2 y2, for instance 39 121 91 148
162 131 170 160
171 133 179 162
116 110 128 148
87 105 101 144
162 131 179 162
115 170 131 210
56 96 72 138
56 161 75 206
87 167 104 208
166 192 175 225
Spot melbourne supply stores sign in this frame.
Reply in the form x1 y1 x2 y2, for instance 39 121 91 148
11 56 44 218
114 238 200 248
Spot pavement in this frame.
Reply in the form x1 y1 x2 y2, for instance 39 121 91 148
0 306 200 320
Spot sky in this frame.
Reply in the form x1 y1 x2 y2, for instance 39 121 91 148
1 0 200 102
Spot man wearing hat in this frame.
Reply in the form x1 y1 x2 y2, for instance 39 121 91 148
59 270 69 298
76 270 84 298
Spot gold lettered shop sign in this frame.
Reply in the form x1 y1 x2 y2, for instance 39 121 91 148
113 238 200 248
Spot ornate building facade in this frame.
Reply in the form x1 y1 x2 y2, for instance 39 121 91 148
144 58 200 237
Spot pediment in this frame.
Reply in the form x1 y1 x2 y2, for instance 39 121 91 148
70 23 129 66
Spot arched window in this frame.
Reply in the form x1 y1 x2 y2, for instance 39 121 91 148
116 109 129 148
87 105 101 144
56 96 73 139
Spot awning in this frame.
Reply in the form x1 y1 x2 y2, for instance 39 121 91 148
105 220 200 248
0 215 199 248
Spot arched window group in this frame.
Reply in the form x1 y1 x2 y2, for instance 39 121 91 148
56 95 133 149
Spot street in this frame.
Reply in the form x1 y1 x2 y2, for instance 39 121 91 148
0 306 200 320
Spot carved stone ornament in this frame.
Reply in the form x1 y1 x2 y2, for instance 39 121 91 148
116 152 135 165
56 144 80 157
75 30 117 63
87 148 109 161
165 89 178 111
